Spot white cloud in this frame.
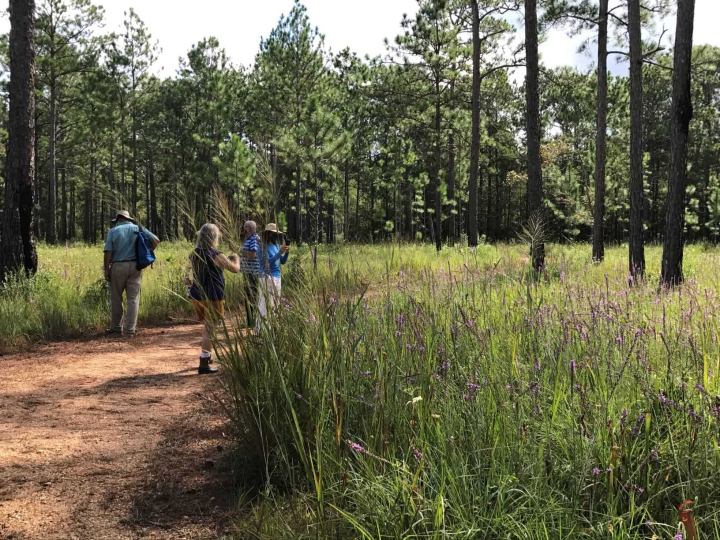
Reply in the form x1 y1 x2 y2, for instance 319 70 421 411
99 0 418 75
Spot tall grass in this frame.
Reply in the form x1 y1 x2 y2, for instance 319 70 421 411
0 242 245 351
217 244 720 539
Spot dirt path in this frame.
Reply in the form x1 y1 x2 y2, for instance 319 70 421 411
0 325 238 540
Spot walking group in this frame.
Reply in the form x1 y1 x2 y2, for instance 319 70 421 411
103 210 290 375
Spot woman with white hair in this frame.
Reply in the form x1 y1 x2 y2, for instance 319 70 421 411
188 223 240 374
240 220 262 328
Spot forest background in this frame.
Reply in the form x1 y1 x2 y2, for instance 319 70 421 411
0 0 718 255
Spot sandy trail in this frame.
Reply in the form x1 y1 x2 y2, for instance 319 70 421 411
0 325 237 540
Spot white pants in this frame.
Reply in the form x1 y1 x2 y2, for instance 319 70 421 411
257 275 281 330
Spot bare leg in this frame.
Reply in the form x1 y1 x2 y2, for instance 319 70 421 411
201 321 212 353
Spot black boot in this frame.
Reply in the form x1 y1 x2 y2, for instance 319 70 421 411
198 356 218 375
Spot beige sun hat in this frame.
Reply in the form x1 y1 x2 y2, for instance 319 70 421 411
264 223 283 234
111 210 136 223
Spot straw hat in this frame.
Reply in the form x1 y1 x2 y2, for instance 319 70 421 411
110 210 136 223
111 210 136 223
264 223 283 234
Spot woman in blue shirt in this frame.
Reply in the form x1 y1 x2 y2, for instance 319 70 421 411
257 223 289 330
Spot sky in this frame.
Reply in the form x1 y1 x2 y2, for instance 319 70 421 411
1 0 720 76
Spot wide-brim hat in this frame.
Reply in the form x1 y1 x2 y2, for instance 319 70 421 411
111 210 136 223
264 223 283 234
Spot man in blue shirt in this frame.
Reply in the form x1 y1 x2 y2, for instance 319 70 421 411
103 210 159 336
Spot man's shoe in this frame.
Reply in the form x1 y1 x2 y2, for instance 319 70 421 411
198 365 218 374
104 328 122 336
198 357 218 375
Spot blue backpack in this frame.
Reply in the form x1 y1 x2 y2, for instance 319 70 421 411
136 226 156 270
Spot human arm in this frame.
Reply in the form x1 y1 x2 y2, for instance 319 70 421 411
213 252 241 273
142 228 160 250
267 247 283 265
241 235 258 259
103 231 114 280
280 245 289 264
103 251 112 281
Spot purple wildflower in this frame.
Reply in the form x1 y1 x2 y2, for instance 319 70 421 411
712 400 720 419
412 447 423 462
463 381 481 401
347 440 366 454
592 467 601 477
674 533 684 540
659 391 676 408
630 414 645 437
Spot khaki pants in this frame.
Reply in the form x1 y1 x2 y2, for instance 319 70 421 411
109 261 142 334
256 275 281 331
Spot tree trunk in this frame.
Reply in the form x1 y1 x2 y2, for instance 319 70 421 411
649 153 660 239
132 116 138 216
403 169 413 241
1 0 37 280
296 166 303 243
524 0 544 271
628 0 645 279
592 0 608 261
47 76 58 243
149 149 157 230
354 173 360 242
432 82 442 252
698 87 712 239
485 169 493 239
446 128 456 242
468 0 481 247
69 175 75 240
60 167 67 243
343 161 350 240
661 0 695 286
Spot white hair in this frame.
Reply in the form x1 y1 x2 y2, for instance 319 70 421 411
243 220 257 233
196 223 221 251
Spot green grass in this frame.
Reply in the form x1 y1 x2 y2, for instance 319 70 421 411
214 243 720 539
0 241 230 351
3 242 720 538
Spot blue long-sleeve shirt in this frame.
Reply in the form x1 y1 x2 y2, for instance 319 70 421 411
262 243 289 278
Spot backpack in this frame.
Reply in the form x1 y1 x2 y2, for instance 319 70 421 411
135 226 156 270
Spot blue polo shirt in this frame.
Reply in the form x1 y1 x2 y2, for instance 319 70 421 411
103 221 158 263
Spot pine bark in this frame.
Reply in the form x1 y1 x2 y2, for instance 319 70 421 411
47 76 58 243
432 80 442 252
628 0 645 279
1 0 38 280
661 0 695 286
446 128 456 242
592 0 608 261
524 0 544 271
468 0 481 247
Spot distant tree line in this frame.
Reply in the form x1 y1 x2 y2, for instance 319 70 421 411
0 0 715 284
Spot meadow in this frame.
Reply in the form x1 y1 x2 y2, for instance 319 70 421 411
3 242 720 538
